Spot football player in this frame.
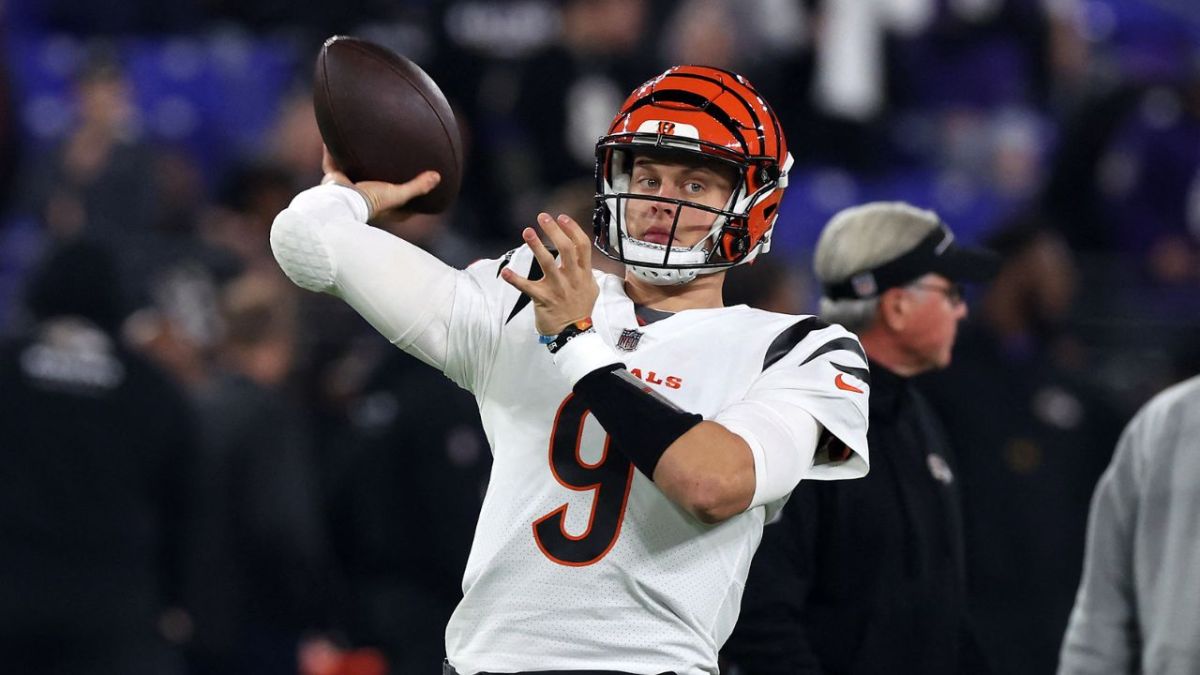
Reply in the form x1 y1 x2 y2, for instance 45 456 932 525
271 66 870 675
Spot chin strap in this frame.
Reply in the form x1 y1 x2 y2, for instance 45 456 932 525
628 260 727 286
628 264 697 286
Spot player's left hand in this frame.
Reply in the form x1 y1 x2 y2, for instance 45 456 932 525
501 212 599 336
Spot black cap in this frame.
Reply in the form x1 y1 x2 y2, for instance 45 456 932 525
823 224 999 301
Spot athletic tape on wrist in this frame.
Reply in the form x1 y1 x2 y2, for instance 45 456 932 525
573 365 703 480
324 183 371 221
552 330 623 386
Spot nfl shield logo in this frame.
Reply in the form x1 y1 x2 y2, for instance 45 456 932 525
850 272 878 298
617 328 643 352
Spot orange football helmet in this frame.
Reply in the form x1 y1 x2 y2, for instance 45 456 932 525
594 65 792 285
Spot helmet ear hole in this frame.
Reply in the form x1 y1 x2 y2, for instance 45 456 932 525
721 229 750 260
593 201 611 238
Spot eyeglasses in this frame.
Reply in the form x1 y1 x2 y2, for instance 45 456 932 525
907 282 965 305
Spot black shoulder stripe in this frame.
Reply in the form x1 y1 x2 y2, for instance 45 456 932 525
668 71 766 154
831 362 871 385
762 316 830 371
495 248 517 277
504 256 544 324
800 337 868 368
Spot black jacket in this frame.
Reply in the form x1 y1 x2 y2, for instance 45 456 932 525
918 325 1122 674
329 349 491 673
0 318 195 673
183 371 330 674
723 362 989 675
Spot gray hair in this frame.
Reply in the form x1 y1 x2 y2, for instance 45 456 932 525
813 202 943 333
818 296 879 334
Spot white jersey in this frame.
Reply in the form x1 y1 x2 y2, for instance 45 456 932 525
270 185 869 675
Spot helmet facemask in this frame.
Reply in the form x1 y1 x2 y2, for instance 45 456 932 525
594 139 789 285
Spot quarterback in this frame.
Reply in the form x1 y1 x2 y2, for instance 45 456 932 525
271 66 870 675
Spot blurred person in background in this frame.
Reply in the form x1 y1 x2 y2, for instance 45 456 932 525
256 105 488 464
724 202 996 675
200 161 300 275
183 270 331 675
329 333 492 674
658 0 752 73
762 0 1085 173
766 0 934 171
294 197 487 464
1043 38 1200 281
423 0 556 243
266 87 326 189
722 256 807 316
508 0 647 214
123 261 224 393
0 0 29 327
1097 66 1200 289
33 0 199 34
0 0 20 215
0 240 194 675
20 52 159 244
296 200 490 672
125 150 242 312
1038 39 1200 421
1059 373 1200 675
888 0 1088 117
284 202 489 674
919 216 1125 675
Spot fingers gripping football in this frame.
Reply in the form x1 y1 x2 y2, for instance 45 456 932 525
320 146 441 219
501 213 599 336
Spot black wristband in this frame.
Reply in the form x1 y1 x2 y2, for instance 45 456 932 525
573 365 703 480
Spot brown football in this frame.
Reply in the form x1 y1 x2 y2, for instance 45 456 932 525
313 35 463 214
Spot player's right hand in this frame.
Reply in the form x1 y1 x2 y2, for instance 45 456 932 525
500 212 600 336
320 145 440 220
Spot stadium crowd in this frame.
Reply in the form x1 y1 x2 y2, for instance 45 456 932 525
1 0 1199 674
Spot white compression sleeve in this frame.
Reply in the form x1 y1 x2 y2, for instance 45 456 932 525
269 184 457 369
717 403 822 510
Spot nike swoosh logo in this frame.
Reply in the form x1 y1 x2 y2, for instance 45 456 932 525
835 373 864 394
